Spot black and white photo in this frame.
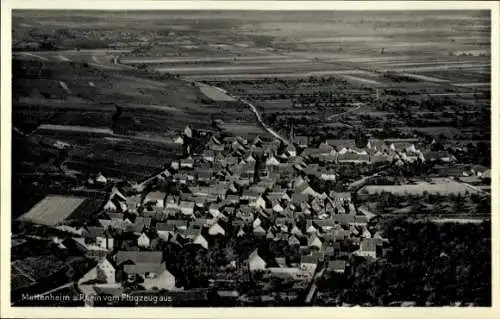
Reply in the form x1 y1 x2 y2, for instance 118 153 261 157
2 1 497 315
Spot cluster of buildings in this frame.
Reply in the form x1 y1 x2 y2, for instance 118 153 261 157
295 136 456 165
19 123 487 306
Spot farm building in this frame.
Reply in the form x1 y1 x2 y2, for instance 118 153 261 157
17 195 102 226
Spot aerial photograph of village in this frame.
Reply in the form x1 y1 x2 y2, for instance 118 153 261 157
9 9 491 307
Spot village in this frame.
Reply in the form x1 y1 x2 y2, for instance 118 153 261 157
11 121 491 307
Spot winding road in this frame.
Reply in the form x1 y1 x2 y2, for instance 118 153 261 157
326 103 363 120
212 85 291 144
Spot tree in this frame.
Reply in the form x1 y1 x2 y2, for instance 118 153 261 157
354 131 369 148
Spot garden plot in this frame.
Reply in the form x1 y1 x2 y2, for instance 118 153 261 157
197 83 236 102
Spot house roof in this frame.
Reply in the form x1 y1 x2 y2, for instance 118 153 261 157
179 201 195 209
197 169 214 179
85 226 108 238
115 251 162 265
326 139 356 149
288 235 301 245
156 222 176 232
166 219 188 226
337 152 370 161
226 194 240 202
293 135 309 146
328 260 346 271
248 249 265 263
301 255 318 265
242 189 260 198
291 192 309 204
145 191 165 202
332 214 356 224
360 239 377 252
123 262 165 275
134 217 152 228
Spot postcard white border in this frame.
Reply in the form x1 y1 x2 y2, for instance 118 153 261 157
1 1 499 318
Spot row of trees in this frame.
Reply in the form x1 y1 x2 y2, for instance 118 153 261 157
316 219 491 306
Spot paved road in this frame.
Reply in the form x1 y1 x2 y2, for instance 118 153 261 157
229 91 290 144
326 103 362 121
185 80 291 145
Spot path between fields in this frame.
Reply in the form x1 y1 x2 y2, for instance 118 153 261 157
326 103 362 121
209 84 291 144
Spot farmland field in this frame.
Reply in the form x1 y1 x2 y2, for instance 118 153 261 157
11 9 490 200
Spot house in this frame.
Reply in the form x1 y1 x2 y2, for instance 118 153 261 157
300 255 318 275
248 249 267 272
330 191 351 205
308 234 323 250
209 183 230 199
170 160 180 171
126 195 143 214
295 182 318 197
144 191 165 208
337 152 370 164
306 221 318 234
245 154 256 163
480 169 491 180
94 172 108 185
99 218 131 232
174 135 184 145
208 223 226 237
423 151 456 163
156 223 176 241
355 238 377 259
235 208 254 224
115 251 163 266
241 189 260 201
319 169 337 181
179 201 195 216
249 196 266 209
184 125 193 138
288 235 301 246
236 228 246 238
253 225 266 237
196 169 214 183
202 150 215 162
104 199 120 213
267 191 290 203
208 206 222 219
78 257 116 285
358 206 377 221
137 233 151 248
265 155 281 166
327 260 346 274
293 135 309 148
285 144 297 157
192 234 209 250
180 157 195 169
56 225 86 236
123 262 176 291
372 152 393 163
290 225 303 237
226 194 240 205
266 229 276 240
85 227 114 251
